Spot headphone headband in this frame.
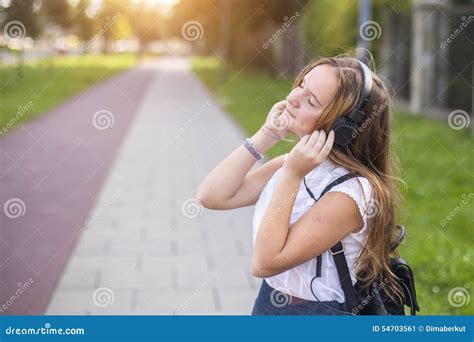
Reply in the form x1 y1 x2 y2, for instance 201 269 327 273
347 61 373 124
332 60 374 148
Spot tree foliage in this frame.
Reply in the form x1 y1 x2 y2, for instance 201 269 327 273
130 1 163 54
72 0 96 42
3 0 41 39
41 0 71 29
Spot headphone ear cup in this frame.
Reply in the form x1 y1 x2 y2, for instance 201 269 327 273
332 117 358 148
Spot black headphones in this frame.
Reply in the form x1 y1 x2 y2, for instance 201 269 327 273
331 60 373 149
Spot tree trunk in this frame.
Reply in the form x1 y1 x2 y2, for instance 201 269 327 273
278 20 307 78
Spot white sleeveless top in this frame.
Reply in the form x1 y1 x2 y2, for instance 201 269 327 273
252 154 373 303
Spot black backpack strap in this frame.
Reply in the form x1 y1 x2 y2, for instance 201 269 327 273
325 173 363 312
304 172 361 202
330 242 360 312
305 172 360 284
318 172 361 200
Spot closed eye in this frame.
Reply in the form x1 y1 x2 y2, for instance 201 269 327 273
299 83 316 107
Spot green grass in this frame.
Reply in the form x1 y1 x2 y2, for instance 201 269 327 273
192 56 473 315
0 53 137 134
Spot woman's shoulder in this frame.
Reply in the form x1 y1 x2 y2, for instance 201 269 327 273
324 164 373 235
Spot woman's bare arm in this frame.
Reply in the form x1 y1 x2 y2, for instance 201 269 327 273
196 129 283 210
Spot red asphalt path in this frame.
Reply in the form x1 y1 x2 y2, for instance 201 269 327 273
0 66 154 314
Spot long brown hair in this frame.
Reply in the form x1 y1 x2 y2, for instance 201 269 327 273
293 53 405 303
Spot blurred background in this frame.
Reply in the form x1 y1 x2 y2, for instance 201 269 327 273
0 0 472 316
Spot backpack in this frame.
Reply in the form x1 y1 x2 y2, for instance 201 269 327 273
304 172 420 315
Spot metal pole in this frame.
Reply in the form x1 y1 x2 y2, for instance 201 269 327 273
357 0 372 63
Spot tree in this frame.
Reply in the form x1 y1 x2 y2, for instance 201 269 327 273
262 0 309 77
41 0 71 30
72 0 96 49
96 0 131 53
169 0 221 54
303 0 358 58
130 1 162 57
3 0 41 39
3 0 41 77
169 0 308 74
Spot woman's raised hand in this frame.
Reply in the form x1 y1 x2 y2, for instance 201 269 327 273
261 100 291 141
283 130 335 178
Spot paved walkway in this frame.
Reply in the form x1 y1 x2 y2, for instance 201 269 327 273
42 57 259 314
0 63 154 314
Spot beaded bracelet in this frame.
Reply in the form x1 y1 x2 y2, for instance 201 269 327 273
243 138 263 160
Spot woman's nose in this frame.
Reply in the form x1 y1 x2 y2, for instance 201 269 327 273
286 88 300 108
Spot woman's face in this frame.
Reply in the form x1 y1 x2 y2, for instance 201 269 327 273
283 64 339 138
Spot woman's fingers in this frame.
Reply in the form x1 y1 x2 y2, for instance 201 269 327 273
298 130 333 158
299 134 310 145
306 130 320 146
320 130 335 157
312 130 326 152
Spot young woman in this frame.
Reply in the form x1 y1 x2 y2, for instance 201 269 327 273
196 55 403 315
